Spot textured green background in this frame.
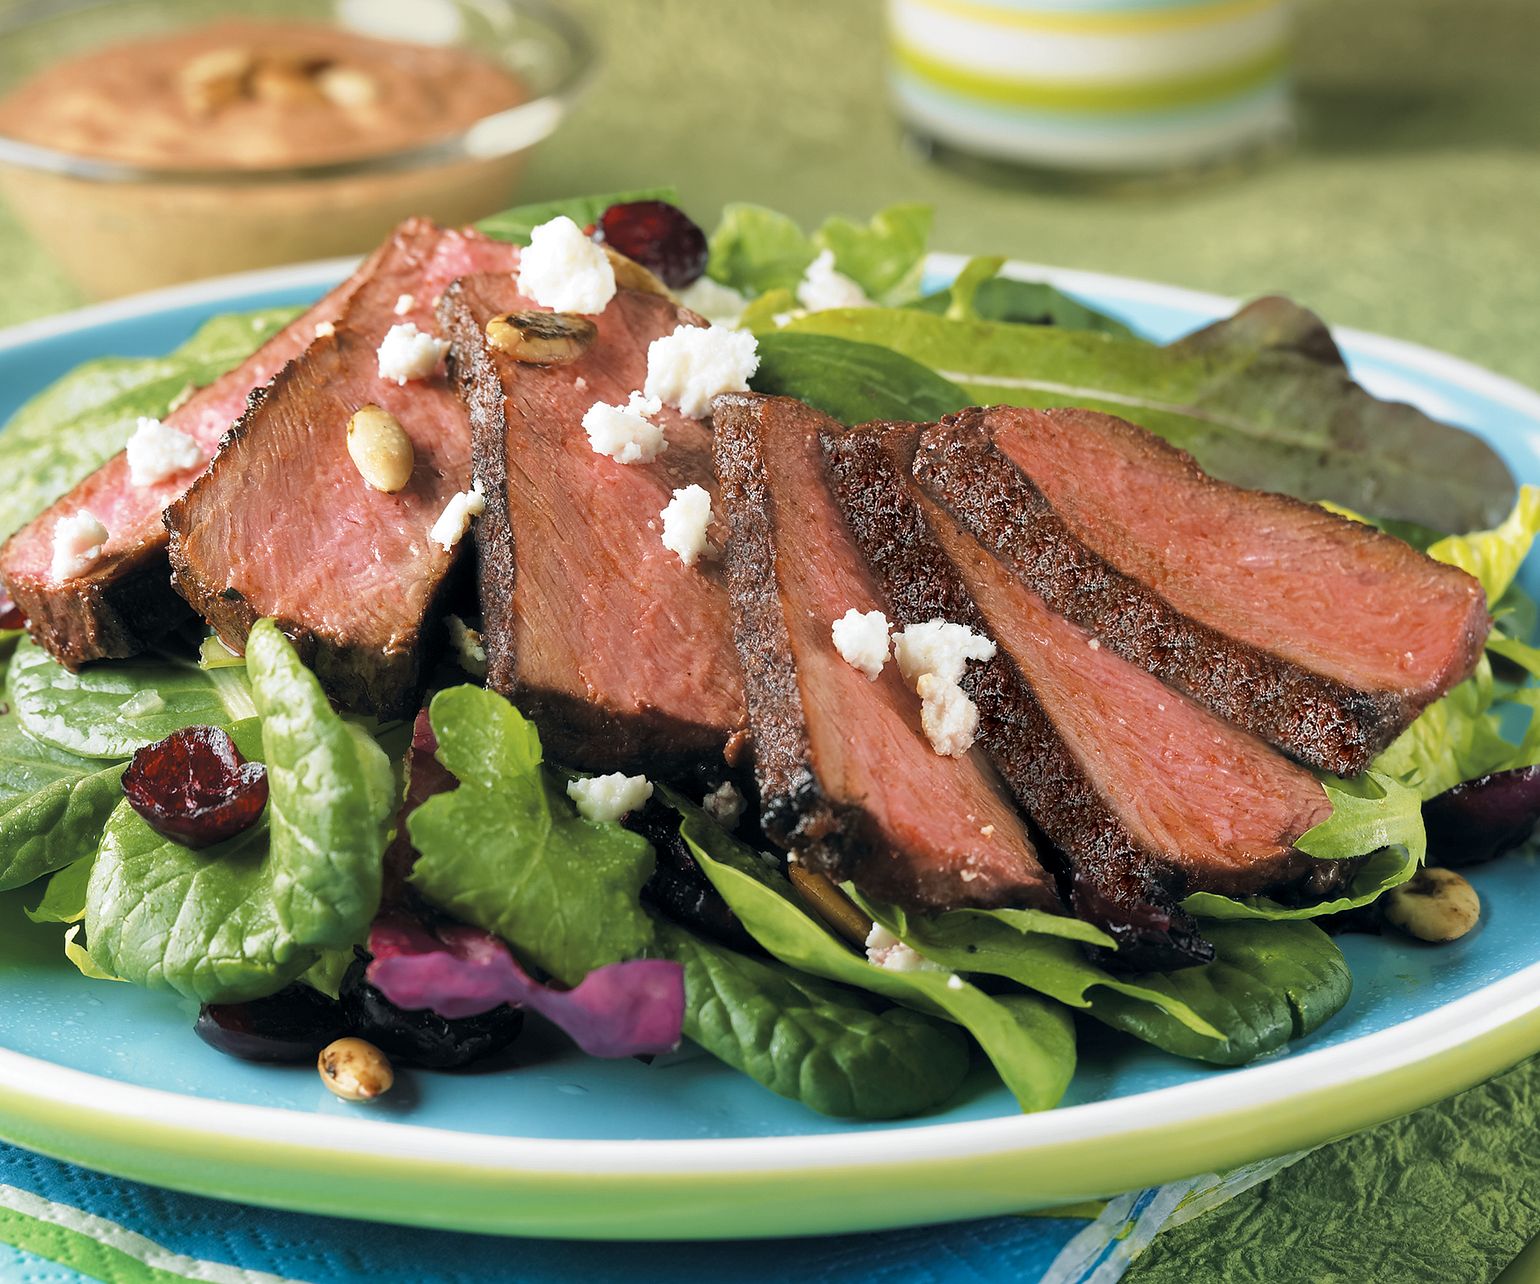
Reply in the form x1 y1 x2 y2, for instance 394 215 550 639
0 0 1536 1278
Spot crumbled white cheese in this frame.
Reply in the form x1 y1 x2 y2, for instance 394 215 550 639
660 484 713 567
796 249 872 312
831 608 891 681
864 923 944 973
429 479 486 551
677 276 750 328
315 320 336 338
916 673 980 757
446 614 487 678
125 416 201 487
1087 638 1101 650
946 973 966 991
567 772 653 823
516 215 617 314
893 618 997 685
643 324 759 418
50 511 108 581
582 392 667 464
377 323 449 385
702 781 747 830
393 293 416 316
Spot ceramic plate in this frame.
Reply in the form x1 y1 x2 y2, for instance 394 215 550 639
1 256 1538 1241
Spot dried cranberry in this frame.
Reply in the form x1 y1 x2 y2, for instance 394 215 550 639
0 589 24 631
340 957 523 1069
196 984 346 1063
598 200 708 289
123 726 268 849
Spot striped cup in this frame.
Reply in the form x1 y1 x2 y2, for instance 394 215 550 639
888 0 1294 173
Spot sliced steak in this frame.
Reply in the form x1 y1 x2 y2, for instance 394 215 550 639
166 219 515 718
0 248 382 668
825 422 1336 963
917 406 1489 776
713 392 1059 913
438 272 747 775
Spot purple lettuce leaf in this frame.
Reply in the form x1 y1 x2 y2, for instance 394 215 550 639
366 913 684 1058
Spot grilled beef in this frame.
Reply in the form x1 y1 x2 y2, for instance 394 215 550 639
713 392 1059 913
438 273 747 774
917 407 1489 776
0 253 381 668
825 422 1336 963
165 219 514 718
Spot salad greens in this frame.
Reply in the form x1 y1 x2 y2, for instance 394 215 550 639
0 306 299 543
0 191 1534 1120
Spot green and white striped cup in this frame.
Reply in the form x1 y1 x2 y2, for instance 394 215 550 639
888 0 1293 173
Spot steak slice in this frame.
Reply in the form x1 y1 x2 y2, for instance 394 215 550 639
825 422 1336 964
438 272 747 776
917 407 1490 776
0 249 381 668
166 218 516 718
713 392 1059 913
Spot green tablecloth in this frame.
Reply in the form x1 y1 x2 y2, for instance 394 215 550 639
0 0 1535 1277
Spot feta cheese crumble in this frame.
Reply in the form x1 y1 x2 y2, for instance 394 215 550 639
893 618 997 685
377 322 450 385
445 615 487 678
393 293 416 316
582 392 667 464
51 511 108 581
796 249 873 312
831 608 891 680
916 672 980 757
660 484 713 567
644 324 759 418
315 320 336 338
864 923 944 973
702 781 747 830
567 772 653 823
516 215 617 314
125 416 201 487
677 276 750 328
429 479 486 551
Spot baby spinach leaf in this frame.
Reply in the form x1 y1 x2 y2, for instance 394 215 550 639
476 187 678 245
657 921 969 1119
407 685 655 986
678 808 1075 1112
784 299 1515 532
0 307 299 541
1087 921 1351 1066
0 709 125 893
812 202 932 303
86 626 392 1003
912 263 1137 337
707 202 818 296
851 895 1223 1041
9 635 256 759
750 332 971 425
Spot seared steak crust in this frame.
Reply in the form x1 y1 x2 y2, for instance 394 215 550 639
714 392 1059 913
916 407 1488 776
826 422 1339 962
440 274 746 775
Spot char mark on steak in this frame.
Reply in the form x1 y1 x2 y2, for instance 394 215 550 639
0 245 383 670
165 219 516 718
713 392 1060 914
438 273 747 776
825 421 1342 966
916 407 1490 776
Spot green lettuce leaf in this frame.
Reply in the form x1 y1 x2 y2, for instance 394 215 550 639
811 202 932 303
26 853 92 924
85 624 392 1002
911 258 1137 337
407 685 655 986
657 921 970 1119
677 805 1075 1112
1087 921 1351 1066
707 203 817 296
1425 484 1540 605
783 299 1514 532
1183 773 1425 921
749 331 970 425
8 636 256 759
0 307 299 542
476 187 678 245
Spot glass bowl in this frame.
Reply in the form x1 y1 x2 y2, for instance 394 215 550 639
0 0 593 298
